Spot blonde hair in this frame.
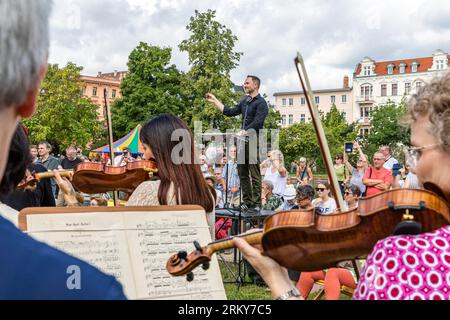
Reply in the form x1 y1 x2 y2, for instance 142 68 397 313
404 73 450 152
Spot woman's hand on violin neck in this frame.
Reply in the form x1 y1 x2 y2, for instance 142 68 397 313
232 236 299 300
53 170 77 202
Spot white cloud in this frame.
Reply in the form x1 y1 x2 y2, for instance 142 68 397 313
48 0 449 103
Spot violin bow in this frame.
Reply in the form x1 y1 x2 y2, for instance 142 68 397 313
294 53 345 211
104 88 119 206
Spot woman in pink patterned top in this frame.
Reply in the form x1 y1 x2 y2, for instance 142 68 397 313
232 73 450 300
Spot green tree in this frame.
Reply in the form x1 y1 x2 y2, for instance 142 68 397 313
366 99 410 159
111 42 184 138
23 63 103 154
280 122 319 166
179 9 243 131
322 104 358 157
279 105 357 172
263 95 281 130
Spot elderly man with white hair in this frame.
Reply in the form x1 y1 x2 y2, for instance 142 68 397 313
0 0 125 299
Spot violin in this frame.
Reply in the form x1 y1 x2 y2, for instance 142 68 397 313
71 160 158 194
167 189 450 278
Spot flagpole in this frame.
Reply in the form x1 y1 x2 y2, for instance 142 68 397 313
104 89 119 206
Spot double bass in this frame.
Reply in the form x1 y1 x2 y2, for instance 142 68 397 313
166 53 450 280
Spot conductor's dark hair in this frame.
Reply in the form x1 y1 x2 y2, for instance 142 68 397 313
247 75 261 89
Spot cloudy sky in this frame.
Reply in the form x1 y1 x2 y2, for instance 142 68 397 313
49 0 450 102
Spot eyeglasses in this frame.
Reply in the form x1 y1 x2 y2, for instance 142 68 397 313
344 192 353 196
296 196 309 201
405 144 439 168
316 188 326 192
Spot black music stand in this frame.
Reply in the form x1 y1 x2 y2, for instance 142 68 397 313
215 208 272 288
204 132 253 287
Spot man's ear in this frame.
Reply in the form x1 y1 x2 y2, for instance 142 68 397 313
16 63 48 118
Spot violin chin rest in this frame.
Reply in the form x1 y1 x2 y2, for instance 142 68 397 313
392 221 422 236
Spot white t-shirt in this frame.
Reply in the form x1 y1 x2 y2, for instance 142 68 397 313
383 156 398 170
264 165 287 196
312 197 337 215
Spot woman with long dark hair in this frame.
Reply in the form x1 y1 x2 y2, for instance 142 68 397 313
126 114 216 236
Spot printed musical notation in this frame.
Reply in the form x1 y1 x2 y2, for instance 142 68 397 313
25 208 226 300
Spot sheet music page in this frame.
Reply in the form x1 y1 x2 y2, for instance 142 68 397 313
25 209 226 300
26 212 137 299
123 211 226 300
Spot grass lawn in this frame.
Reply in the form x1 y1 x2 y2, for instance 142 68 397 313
219 260 352 300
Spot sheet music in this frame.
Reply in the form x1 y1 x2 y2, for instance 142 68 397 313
25 209 226 300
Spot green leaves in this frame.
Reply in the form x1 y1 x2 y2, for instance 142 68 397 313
23 63 103 154
280 106 357 171
179 9 243 131
111 42 184 139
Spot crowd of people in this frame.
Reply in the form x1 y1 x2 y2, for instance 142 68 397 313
0 0 449 301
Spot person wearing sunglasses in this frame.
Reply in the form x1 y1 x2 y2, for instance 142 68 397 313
312 182 337 215
343 184 361 211
233 73 450 300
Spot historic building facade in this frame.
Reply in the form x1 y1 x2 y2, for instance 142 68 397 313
274 76 353 128
353 49 449 135
80 70 127 121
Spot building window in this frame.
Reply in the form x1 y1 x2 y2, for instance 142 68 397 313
341 95 347 104
387 64 394 75
361 85 373 100
363 66 371 76
112 89 117 98
300 114 306 123
416 81 422 92
289 98 294 106
282 115 286 125
399 63 406 74
360 128 370 137
342 112 347 120
360 106 370 119
315 96 320 105
82 87 87 96
92 87 97 97
405 83 411 95
412 63 418 73
381 84 387 97
331 96 336 104
282 98 287 106
288 115 293 125
436 60 445 70
301 97 306 105
392 83 398 96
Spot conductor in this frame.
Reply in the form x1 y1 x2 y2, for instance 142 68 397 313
206 76 268 212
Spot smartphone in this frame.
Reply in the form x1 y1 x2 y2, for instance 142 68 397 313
392 163 403 176
345 142 354 153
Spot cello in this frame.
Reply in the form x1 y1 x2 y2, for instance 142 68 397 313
166 53 450 279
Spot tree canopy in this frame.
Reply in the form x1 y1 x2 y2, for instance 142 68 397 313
111 42 184 139
179 9 243 131
23 62 103 154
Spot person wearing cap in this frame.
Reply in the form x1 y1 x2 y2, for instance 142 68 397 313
296 157 313 186
275 186 297 212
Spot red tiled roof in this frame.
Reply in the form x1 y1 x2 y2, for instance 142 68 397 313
355 55 450 76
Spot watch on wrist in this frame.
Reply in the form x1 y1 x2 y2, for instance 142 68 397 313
275 287 301 300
